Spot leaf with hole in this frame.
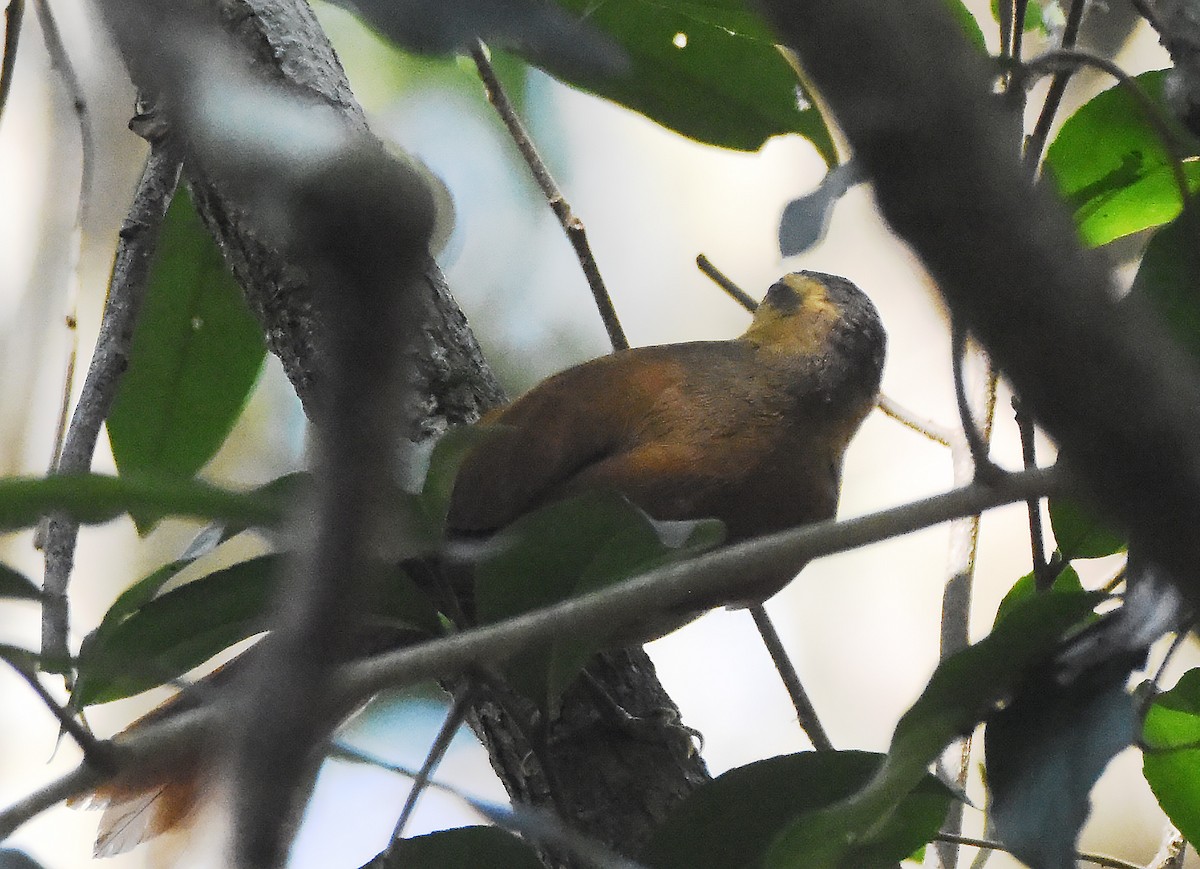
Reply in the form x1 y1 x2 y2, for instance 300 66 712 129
106 190 266 531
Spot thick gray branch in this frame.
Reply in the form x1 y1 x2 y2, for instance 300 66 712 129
762 0 1200 602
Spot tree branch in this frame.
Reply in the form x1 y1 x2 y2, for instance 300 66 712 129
0 464 1066 841
760 0 1200 608
40 146 181 673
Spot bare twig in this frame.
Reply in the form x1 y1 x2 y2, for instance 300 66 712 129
7 659 109 769
40 147 182 672
0 0 22 121
937 326 998 869
748 606 833 751
936 832 1144 869
33 0 92 471
1024 0 1088 168
469 39 628 352
0 466 1068 840
695 254 758 313
388 686 477 845
1013 397 1053 589
877 394 954 447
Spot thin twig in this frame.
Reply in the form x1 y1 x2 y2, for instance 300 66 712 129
1131 0 1164 33
748 606 833 751
1024 0 1088 169
0 466 1069 840
695 253 758 313
1013 396 1052 589
950 320 1000 480
877 394 954 447
469 39 628 352
0 0 23 121
389 686 477 845
7 660 110 769
40 148 182 673
33 0 92 473
936 832 1144 869
938 326 998 869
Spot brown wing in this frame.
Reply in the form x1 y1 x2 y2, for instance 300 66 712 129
446 347 695 533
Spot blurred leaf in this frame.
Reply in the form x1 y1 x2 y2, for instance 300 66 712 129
324 0 624 77
945 0 987 50
0 473 286 532
1044 69 1200 246
993 564 1087 627
107 191 266 530
0 643 38 673
420 425 510 530
75 554 280 706
761 591 1099 868
0 849 48 869
539 0 835 158
474 492 723 708
642 751 954 869
1128 216 1200 359
1143 668 1200 844
985 667 1135 869
778 159 864 256
1049 497 1126 560
376 826 542 869
990 0 1044 32
0 563 40 601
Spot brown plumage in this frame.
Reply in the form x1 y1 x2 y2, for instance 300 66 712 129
81 271 884 855
447 271 886 621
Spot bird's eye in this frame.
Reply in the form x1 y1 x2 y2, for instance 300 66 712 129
763 280 804 314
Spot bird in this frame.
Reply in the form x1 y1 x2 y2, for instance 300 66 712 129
81 270 885 855
445 270 886 634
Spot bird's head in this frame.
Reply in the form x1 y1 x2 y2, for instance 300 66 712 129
742 271 887 396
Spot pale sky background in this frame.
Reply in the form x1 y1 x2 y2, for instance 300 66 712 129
0 2 1194 867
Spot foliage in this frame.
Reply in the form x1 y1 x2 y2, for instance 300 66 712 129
3 0 1199 867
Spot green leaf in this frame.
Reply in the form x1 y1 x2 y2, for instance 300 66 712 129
473 492 723 708
107 190 266 529
1044 69 1200 246
420 425 510 530
761 591 1100 868
642 751 954 869
993 564 1086 628
990 0 1044 32
380 826 542 869
1049 497 1126 560
0 563 41 601
531 0 835 159
1128 216 1200 359
74 555 280 706
1143 668 1200 844
0 473 287 532
945 0 987 50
